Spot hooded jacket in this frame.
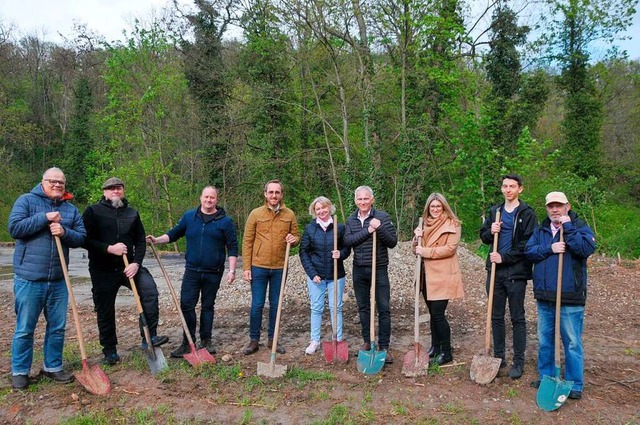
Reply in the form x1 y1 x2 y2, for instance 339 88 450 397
479 200 537 280
300 220 350 280
166 207 238 273
9 183 86 281
525 210 596 306
344 208 397 267
82 197 147 272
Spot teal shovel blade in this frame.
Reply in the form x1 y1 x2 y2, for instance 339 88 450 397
357 344 386 375
536 370 573 411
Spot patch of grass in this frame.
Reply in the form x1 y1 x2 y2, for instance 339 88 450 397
61 406 177 425
506 387 518 398
358 407 376 421
285 366 334 383
623 348 640 358
314 404 353 425
417 417 439 425
316 390 330 400
391 400 409 416
509 412 525 425
243 375 264 392
428 362 443 375
239 409 253 425
124 348 153 372
440 401 464 415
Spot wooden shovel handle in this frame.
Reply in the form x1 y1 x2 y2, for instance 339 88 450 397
554 227 564 369
484 210 501 355
122 256 146 316
332 216 339 338
370 232 377 345
271 242 291 355
54 236 88 361
414 217 424 344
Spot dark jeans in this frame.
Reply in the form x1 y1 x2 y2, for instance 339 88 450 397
90 266 159 354
427 299 450 352
486 274 527 365
180 268 222 343
249 266 283 341
353 265 391 349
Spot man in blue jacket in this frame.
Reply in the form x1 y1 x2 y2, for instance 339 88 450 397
8 167 86 390
148 186 238 357
525 191 596 401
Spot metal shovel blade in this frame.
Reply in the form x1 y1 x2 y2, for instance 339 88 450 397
322 340 349 364
402 343 429 377
257 354 287 378
146 347 168 374
469 354 502 384
75 359 111 395
537 371 573 411
183 343 215 366
357 345 386 375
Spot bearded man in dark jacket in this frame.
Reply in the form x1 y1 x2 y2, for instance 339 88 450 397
82 177 168 365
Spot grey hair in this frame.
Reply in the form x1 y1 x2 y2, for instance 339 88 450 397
354 185 374 198
308 196 336 217
43 167 64 179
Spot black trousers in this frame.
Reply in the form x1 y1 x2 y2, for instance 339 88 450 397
90 266 160 355
486 273 527 365
426 299 451 352
353 265 391 349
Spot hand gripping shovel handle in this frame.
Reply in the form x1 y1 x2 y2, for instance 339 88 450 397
122 256 156 360
484 210 501 355
554 227 564 372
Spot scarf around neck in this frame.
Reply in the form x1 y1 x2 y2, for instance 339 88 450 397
421 214 448 246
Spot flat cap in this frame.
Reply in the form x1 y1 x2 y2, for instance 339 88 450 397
102 177 125 189
545 191 569 205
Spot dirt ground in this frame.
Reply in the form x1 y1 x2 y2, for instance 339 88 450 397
0 243 639 424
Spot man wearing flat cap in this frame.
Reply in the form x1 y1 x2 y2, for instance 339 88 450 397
525 191 596 401
82 177 168 365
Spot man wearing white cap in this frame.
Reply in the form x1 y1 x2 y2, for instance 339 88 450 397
525 191 596 401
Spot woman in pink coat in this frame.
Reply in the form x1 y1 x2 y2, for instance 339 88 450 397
414 192 463 366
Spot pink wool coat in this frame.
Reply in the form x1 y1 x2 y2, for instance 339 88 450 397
419 218 464 301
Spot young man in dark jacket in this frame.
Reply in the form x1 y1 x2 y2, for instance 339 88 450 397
82 177 168 365
148 186 238 357
479 174 537 379
344 186 397 363
9 167 86 390
525 191 595 400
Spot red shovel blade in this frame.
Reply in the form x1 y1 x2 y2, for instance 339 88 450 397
75 359 111 395
322 339 349 364
183 343 215 366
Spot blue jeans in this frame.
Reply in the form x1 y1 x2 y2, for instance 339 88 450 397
307 276 345 342
353 266 391 349
249 266 283 341
536 301 585 391
12 276 69 375
180 269 222 342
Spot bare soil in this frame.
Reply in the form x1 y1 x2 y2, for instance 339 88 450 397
0 244 639 424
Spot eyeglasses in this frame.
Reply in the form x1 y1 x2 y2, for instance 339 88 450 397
430 205 443 209
44 179 66 186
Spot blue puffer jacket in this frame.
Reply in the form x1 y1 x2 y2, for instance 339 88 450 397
166 207 238 273
8 184 86 282
525 211 596 306
300 220 350 280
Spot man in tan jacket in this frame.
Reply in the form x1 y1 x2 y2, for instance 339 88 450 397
242 180 299 355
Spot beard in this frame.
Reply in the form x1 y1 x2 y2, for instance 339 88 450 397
110 197 124 208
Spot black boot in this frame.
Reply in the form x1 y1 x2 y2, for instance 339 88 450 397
430 342 452 366
428 344 441 358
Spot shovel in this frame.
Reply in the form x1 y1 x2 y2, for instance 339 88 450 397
257 242 291 378
54 236 111 395
470 210 503 384
323 215 349 364
122 256 168 374
537 227 573 411
357 232 387 374
402 217 429 377
147 241 214 366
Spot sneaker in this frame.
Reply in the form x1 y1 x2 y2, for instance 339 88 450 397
141 335 169 350
305 341 320 355
12 374 29 390
530 380 541 389
170 341 191 358
243 340 259 355
508 364 524 380
568 390 582 400
40 370 74 384
198 339 217 354
102 352 121 366
268 339 285 354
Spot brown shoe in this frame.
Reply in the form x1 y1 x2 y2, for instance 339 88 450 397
267 339 285 354
361 342 371 351
243 340 259 355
